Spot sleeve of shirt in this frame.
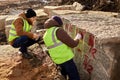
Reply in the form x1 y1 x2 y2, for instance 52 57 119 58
56 28 79 48
13 18 34 39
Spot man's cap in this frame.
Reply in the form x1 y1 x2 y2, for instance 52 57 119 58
52 16 63 26
25 8 36 18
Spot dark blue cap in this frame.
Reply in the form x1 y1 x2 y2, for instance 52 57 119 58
52 16 63 26
25 8 36 18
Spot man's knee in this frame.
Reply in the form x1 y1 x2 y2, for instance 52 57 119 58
20 36 29 41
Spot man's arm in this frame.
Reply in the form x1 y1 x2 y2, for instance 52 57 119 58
14 18 34 39
56 28 79 48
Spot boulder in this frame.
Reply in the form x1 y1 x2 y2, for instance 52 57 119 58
5 25 11 40
50 10 80 17
87 11 118 17
49 0 62 6
34 9 49 31
0 16 6 30
115 12 120 18
5 15 18 26
35 9 48 18
48 10 120 80
0 16 7 44
44 5 73 16
35 9 48 23
72 2 84 11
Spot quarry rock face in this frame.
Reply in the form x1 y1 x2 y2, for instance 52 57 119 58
61 13 120 80
47 8 120 80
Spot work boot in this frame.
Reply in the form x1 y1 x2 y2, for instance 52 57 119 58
22 52 33 59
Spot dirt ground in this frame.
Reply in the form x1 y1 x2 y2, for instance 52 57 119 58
0 44 64 80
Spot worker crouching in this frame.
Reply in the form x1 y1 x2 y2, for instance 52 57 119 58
8 8 42 59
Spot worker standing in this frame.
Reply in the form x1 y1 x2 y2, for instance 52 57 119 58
8 8 41 59
43 16 81 80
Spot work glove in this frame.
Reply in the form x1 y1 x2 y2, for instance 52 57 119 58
74 33 82 40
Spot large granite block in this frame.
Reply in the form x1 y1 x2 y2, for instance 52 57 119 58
72 2 84 11
50 10 80 17
34 9 48 31
44 5 73 16
5 25 11 40
87 11 118 17
5 15 18 25
35 9 48 20
91 61 110 80
0 16 7 30
62 18 97 80
48 11 120 80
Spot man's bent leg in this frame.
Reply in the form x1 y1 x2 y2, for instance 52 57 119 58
12 36 37 59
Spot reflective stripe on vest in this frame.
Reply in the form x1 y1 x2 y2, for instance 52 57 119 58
47 27 63 49
8 17 32 42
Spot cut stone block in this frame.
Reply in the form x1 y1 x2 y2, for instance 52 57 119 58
53 10 80 14
91 61 110 80
72 2 84 11
0 16 7 30
35 9 48 18
87 11 118 17
44 5 73 16
50 10 80 17
35 9 48 23
5 25 11 40
115 13 120 18
56 12 120 80
34 9 49 30
5 15 18 25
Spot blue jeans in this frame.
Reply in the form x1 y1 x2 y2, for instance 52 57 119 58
59 59 80 80
12 36 37 53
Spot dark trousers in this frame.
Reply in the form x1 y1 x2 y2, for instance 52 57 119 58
59 59 80 80
12 36 37 53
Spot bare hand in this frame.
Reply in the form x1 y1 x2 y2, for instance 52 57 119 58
33 33 39 40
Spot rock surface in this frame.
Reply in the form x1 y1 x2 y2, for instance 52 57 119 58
53 10 120 80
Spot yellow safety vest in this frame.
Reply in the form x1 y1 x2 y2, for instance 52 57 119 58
43 27 74 64
8 17 32 42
